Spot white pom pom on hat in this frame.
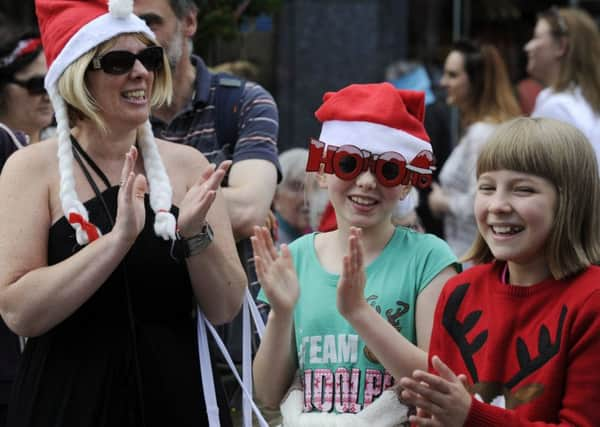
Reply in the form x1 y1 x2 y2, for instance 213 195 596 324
35 0 177 245
109 0 134 18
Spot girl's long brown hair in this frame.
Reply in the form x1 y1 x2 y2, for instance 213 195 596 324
452 40 521 127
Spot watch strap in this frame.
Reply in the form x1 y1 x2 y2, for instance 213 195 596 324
178 223 214 257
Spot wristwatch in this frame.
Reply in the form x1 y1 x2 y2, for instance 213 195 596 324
177 222 214 257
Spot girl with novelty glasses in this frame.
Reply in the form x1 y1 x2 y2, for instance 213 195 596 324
252 83 458 425
400 117 600 427
0 1 246 426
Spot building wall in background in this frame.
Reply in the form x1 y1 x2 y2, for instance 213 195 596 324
275 0 409 151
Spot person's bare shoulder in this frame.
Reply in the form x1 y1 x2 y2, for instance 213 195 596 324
0 139 58 222
2 138 58 179
155 138 208 168
154 138 211 189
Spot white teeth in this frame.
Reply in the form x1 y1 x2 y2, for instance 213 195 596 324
350 196 376 206
123 90 145 99
491 225 523 234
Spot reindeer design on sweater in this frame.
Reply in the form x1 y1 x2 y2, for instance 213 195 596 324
443 283 567 409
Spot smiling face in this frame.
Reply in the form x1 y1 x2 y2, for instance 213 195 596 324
440 50 471 109
475 169 557 274
524 18 564 86
1 51 53 141
85 35 155 130
327 169 411 232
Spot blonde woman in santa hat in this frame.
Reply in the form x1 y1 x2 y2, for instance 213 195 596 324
0 0 246 425
251 83 459 425
428 40 520 263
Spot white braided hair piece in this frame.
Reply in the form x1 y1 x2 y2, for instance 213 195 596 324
137 120 177 240
49 85 102 245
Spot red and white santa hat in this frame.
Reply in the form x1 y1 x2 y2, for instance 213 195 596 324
315 82 434 175
35 0 176 245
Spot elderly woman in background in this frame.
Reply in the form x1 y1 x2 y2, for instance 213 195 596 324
273 148 312 244
0 0 246 426
273 148 312 245
428 39 521 261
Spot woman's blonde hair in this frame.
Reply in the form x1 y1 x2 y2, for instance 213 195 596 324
543 7 600 114
451 40 521 127
58 33 171 132
464 117 600 279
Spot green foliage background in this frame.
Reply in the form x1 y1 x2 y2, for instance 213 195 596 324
0 0 281 64
194 0 282 61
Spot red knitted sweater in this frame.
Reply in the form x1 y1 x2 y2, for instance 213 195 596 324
428 262 600 426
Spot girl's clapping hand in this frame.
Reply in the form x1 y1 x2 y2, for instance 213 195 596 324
252 226 299 315
336 227 368 318
400 356 471 427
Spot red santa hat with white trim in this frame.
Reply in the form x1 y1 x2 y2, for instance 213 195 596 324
315 82 434 178
35 0 176 245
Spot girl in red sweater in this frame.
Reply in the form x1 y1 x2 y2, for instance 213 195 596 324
399 117 600 426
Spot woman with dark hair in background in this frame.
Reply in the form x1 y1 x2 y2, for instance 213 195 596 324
428 40 521 262
0 25 53 171
525 7 600 167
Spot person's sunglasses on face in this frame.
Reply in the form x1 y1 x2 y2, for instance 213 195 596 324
89 45 163 75
7 75 46 95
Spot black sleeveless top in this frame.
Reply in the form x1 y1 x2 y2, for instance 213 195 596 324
7 141 232 427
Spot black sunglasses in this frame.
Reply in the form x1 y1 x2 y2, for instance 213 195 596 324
90 46 164 75
7 75 46 95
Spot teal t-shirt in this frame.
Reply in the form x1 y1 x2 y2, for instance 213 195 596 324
258 227 457 414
